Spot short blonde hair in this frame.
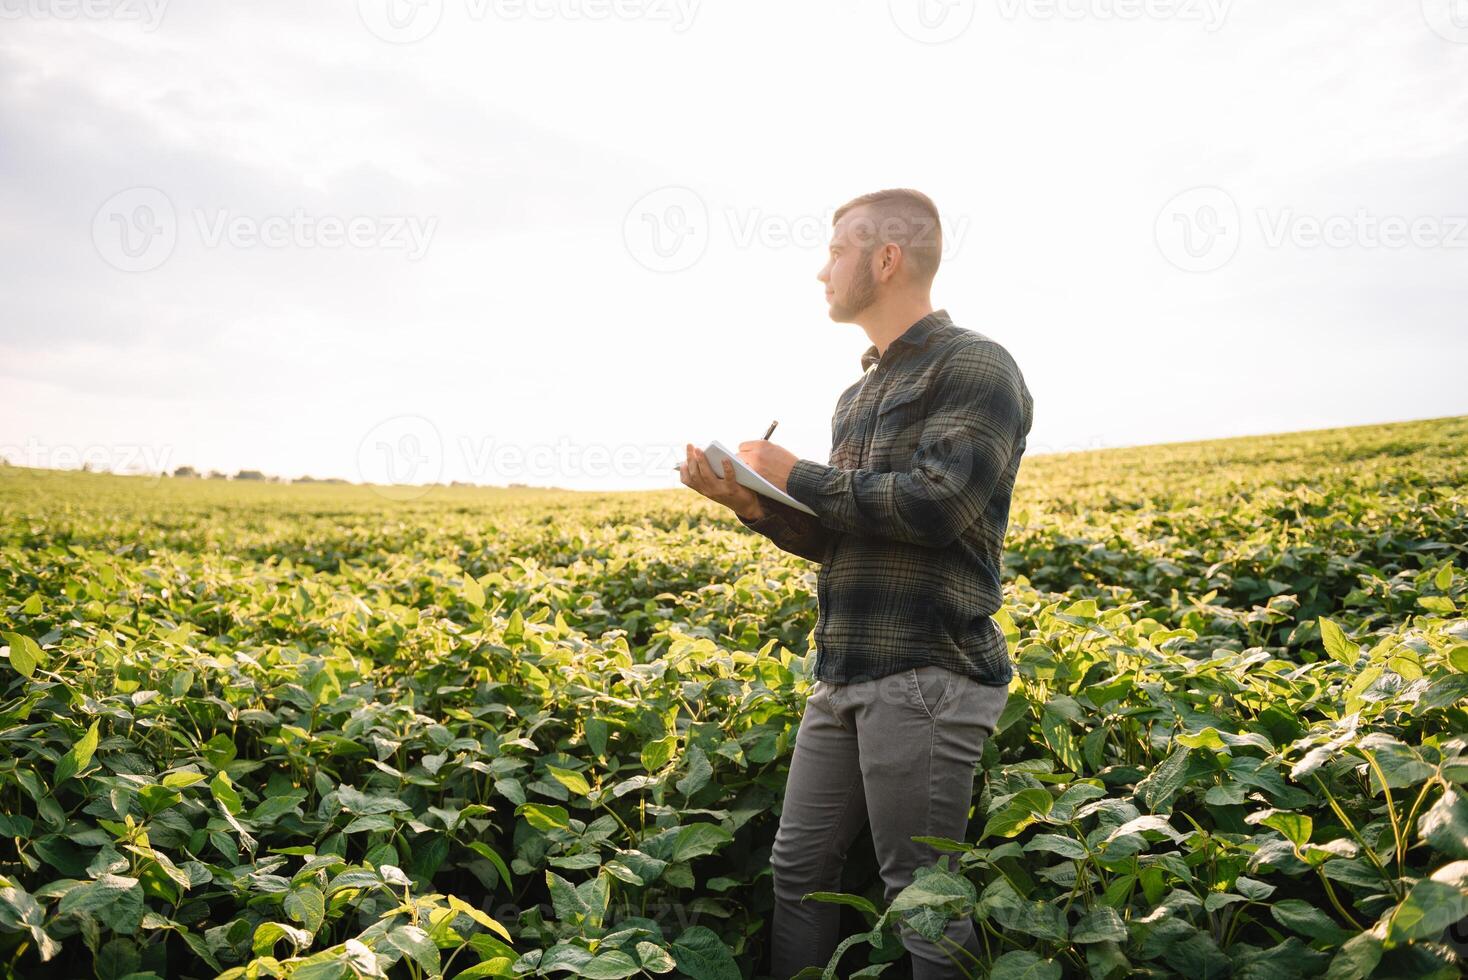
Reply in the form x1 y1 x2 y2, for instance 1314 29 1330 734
832 188 943 284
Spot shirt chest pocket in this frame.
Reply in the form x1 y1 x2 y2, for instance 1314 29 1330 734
868 382 928 470
829 389 867 468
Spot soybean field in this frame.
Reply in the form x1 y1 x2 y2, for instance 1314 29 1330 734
1 415 1466 979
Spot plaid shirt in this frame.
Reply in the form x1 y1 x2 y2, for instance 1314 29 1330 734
739 309 1033 688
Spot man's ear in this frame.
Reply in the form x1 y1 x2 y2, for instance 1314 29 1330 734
878 243 900 279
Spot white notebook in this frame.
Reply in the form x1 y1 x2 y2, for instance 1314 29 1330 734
701 440 818 516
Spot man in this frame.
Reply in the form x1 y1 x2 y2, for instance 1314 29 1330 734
678 188 1033 979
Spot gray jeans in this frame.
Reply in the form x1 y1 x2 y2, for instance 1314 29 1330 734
770 666 1009 980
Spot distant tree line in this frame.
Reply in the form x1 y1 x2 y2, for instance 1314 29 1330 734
169 466 343 483
167 466 546 488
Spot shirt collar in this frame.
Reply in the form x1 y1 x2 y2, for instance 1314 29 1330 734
860 308 951 372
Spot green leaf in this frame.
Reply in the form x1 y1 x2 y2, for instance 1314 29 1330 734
203 733 237 770
1204 782 1247 806
801 891 879 919
641 734 677 773
1136 744 1191 811
546 764 591 797
446 894 514 942
1071 906 1127 944
336 784 411 815
1040 709 1084 774
989 949 1063 980
210 772 243 815
1271 899 1352 944
1385 878 1468 944
57 874 144 935
669 925 741 980
670 823 734 863
466 842 513 891
1357 735 1434 792
578 950 641 979
1318 617 1356 666
1419 786 1468 859
585 717 610 759
343 814 395 834
982 788 1054 840
1 632 46 678
325 868 383 894
1105 814 1180 846
1254 809 1312 848
463 574 486 609
1325 930 1382 980
546 871 591 925
889 865 979 937
96 937 141 979
0 813 33 837
1024 834 1088 860
292 962 349 980
54 720 100 784
1234 875 1275 900
253 921 313 957
635 941 676 974
675 743 712 796
1301 838 1359 866
138 783 181 814
503 607 524 642
284 884 325 933
1448 645 1468 673
161 770 205 790
388 924 441 975
517 803 570 832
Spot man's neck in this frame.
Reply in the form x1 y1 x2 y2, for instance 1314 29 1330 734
860 296 936 358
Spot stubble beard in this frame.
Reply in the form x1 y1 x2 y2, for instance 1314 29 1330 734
827 248 879 323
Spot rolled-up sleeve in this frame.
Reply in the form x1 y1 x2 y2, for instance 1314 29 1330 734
737 498 831 563
783 341 1026 549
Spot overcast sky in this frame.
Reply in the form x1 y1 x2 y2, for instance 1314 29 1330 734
2 0 1465 490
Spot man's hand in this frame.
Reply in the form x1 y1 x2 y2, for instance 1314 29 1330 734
678 443 765 520
737 440 799 493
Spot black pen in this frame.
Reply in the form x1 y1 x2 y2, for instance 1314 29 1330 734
673 422 779 472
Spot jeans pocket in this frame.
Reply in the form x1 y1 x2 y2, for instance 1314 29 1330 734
908 666 951 720
973 680 1010 739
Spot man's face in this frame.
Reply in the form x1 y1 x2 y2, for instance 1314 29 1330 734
818 207 880 323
